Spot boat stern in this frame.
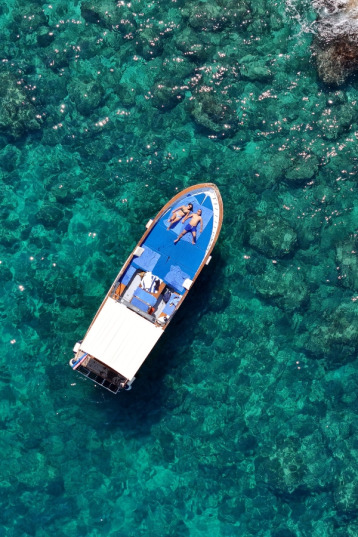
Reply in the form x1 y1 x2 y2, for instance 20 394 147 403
70 342 134 394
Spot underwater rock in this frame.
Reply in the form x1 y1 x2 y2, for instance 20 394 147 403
317 103 353 140
0 226 18 247
217 495 245 523
40 270 81 307
0 145 22 172
284 152 319 185
240 55 272 82
46 38 78 71
313 0 358 84
0 263 12 282
255 448 307 496
306 304 358 365
333 471 358 513
35 202 67 230
235 152 288 193
150 81 185 111
176 28 214 62
245 211 298 258
0 73 42 139
81 0 136 35
253 264 309 312
46 477 65 497
77 137 116 163
36 26 55 48
80 0 116 27
244 252 267 275
3 213 20 231
335 234 358 291
69 80 105 116
256 433 331 497
28 225 52 250
245 493 279 533
187 1 230 32
208 286 231 312
47 170 85 206
135 27 164 60
10 3 48 35
272 530 297 537
187 91 237 138
157 56 194 82
116 83 137 107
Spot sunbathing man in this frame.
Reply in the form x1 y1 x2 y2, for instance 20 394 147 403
167 203 193 230
174 209 203 244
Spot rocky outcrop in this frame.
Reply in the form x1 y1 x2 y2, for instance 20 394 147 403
69 80 105 116
253 264 309 312
335 234 358 291
305 304 358 364
150 81 185 111
313 0 358 84
284 152 319 185
0 73 42 139
186 91 237 138
80 0 136 35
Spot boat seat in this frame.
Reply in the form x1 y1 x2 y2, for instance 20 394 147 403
131 297 151 313
133 287 157 307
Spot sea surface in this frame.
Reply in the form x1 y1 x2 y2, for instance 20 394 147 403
1 1 358 536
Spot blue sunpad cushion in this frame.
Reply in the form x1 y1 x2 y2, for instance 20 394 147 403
133 287 157 306
132 246 160 272
131 297 149 312
164 265 190 293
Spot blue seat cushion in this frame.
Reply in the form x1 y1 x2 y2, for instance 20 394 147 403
163 294 181 315
164 265 190 293
132 246 160 272
133 287 157 306
131 297 149 312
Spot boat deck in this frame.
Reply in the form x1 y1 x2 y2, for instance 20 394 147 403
121 189 218 295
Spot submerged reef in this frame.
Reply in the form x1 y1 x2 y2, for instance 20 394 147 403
0 72 43 139
244 210 298 258
252 262 309 312
305 303 358 365
335 234 358 291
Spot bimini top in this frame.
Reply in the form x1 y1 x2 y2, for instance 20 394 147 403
79 183 223 380
81 298 162 379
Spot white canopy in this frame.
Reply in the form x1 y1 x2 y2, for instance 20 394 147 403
81 298 163 379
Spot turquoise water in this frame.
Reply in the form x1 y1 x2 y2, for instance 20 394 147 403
1 0 358 535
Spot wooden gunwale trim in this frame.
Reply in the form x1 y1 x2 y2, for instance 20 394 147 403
79 183 223 357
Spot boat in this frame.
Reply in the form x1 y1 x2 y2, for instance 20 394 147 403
69 183 223 393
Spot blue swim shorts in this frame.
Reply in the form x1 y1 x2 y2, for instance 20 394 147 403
185 224 197 232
